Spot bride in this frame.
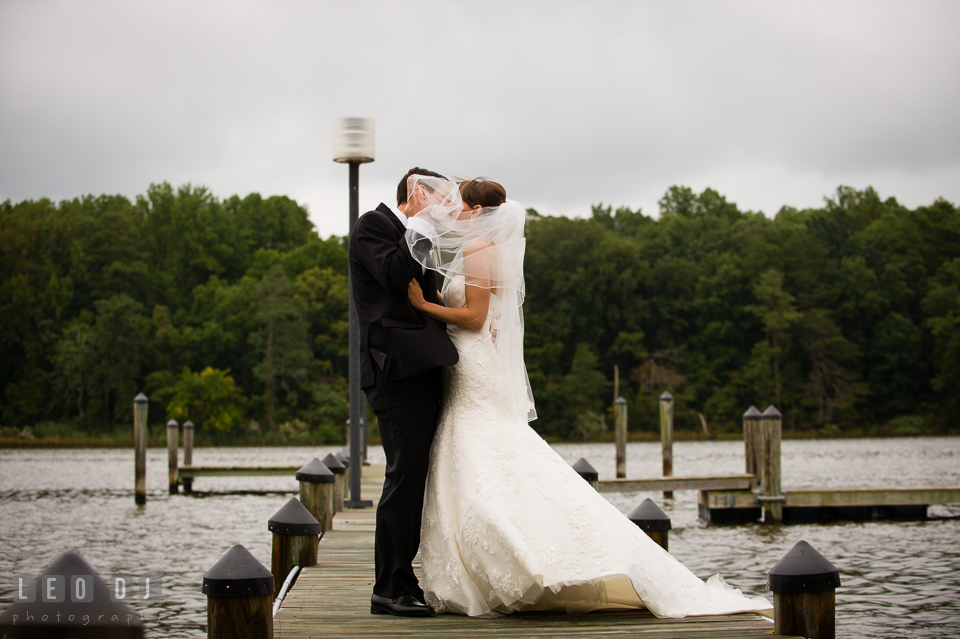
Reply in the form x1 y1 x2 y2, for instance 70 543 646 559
404 175 771 618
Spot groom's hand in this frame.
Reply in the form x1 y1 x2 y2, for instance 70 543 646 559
405 181 430 217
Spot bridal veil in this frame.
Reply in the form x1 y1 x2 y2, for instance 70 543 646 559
403 174 536 422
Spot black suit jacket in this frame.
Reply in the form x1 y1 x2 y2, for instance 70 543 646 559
349 203 459 388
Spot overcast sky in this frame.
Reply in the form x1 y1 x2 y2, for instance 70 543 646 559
2 1 958 238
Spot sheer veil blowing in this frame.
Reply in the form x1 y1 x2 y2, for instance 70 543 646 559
404 175 537 422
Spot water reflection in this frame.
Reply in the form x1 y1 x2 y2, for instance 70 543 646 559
1 439 958 638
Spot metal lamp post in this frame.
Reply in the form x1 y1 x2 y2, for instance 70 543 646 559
333 117 375 508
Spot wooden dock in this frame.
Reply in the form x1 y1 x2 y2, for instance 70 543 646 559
700 485 960 524
177 461 960 526
273 465 794 639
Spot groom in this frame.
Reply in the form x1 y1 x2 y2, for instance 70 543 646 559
348 167 459 617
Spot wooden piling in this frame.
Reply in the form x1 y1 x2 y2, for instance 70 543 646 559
614 396 627 479
295 458 336 533
768 540 840 639
743 406 762 490
659 391 674 498
628 498 672 551
166 419 179 494
321 453 346 513
133 393 149 505
182 420 194 493
572 457 599 491
268 498 319 598
335 449 350 501
760 405 783 523
202 544 274 639
775 591 836 639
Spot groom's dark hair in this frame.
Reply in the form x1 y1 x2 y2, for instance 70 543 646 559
397 167 447 205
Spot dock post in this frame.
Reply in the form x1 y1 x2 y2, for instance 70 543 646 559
166 419 179 494
743 406 762 490
614 396 627 479
760 405 783 522
202 545 274 639
336 449 350 500
182 420 194 493
628 498 672 551
0 551 145 637
768 540 840 639
322 453 346 513
296 458 336 533
659 391 674 498
572 457 599 491
133 392 149 505
268 498 319 598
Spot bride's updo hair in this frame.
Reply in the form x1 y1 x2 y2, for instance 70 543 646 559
459 178 506 210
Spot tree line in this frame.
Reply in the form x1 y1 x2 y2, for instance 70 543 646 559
1 182 957 442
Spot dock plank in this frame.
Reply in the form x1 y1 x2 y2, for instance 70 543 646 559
275 465 796 638
785 486 960 507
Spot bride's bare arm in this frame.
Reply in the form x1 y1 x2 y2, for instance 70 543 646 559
408 278 490 331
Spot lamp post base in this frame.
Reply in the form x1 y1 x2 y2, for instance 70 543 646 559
344 499 373 509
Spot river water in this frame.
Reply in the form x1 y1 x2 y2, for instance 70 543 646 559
1 438 958 638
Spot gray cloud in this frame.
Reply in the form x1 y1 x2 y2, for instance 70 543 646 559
2 1 958 237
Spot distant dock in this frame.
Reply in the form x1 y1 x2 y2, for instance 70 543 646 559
176 464 960 525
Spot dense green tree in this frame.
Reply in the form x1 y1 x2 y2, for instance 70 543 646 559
250 265 312 430
91 294 146 425
167 367 244 433
746 269 802 408
1 181 957 439
53 316 94 418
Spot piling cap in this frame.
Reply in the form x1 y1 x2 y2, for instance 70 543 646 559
321 453 346 474
659 391 673 402
628 498 672 531
134 392 149 404
183 420 195 429
268 497 320 536
0 551 143 634
615 396 627 405
166 419 179 428
768 540 841 593
202 544 273 597
336 448 350 467
295 458 335 483
743 406 762 419
572 458 599 482
760 405 782 419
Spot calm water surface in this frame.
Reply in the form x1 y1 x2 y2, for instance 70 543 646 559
1 438 958 638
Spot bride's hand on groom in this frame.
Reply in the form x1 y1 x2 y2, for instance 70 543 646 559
407 279 426 310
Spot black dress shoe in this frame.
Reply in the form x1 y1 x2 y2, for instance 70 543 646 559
370 593 435 617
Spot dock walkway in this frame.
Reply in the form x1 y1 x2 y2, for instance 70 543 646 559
274 465 794 639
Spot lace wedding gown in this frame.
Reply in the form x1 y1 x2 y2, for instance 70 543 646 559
419 279 772 618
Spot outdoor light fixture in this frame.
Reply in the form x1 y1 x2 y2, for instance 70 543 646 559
333 117 375 164
334 116 375 508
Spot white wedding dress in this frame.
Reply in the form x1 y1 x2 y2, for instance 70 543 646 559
419 278 772 618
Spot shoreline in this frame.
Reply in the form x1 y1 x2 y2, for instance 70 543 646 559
2 429 956 449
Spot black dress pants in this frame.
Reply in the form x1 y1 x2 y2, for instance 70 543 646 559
364 365 443 600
